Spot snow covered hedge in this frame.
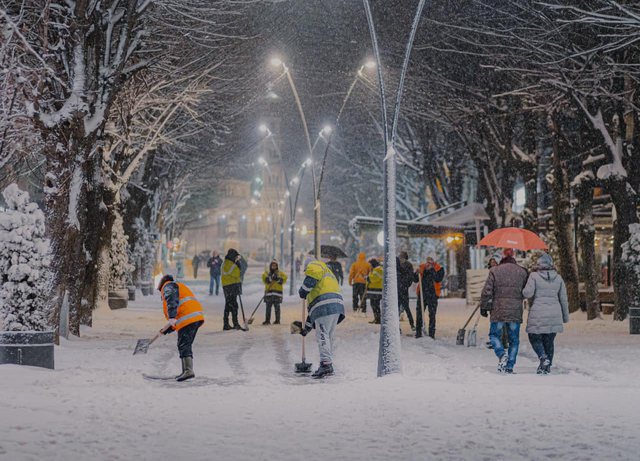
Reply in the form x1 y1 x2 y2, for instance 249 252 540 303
621 224 640 307
109 213 134 290
0 184 53 331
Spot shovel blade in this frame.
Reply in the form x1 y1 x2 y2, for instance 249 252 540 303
467 329 477 347
133 339 151 355
456 328 465 346
295 361 313 373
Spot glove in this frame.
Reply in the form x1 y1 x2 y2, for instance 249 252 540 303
480 309 488 318
162 318 177 333
276 277 283 284
291 320 303 334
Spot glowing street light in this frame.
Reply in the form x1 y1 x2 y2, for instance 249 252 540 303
270 57 283 68
259 124 270 134
321 125 332 136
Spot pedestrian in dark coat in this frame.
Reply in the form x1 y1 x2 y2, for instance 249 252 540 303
480 248 528 373
326 255 344 286
396 252 415 332
523 252 570 374
191 254 201 279
207 251 223 296
414 256 445 338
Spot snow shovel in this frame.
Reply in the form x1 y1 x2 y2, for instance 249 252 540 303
294 300 312 373
418 272 427 337
456 304 481 346
246 296 265 325
237 294 249 331
133 325 170 355
467 309 481 347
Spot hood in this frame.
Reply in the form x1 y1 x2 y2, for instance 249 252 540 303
500 255 517 265
269 259 279 272
536 253 554 271
225 248 239 261
539 270 558 282
357 252 366 262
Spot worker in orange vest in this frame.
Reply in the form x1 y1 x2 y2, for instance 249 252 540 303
348 252 372 313
157 275 205 381
414 256 445 339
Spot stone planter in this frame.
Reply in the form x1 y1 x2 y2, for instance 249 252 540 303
0 331 55 369
140 281 153 296
127 285 136 301
108 289 129 310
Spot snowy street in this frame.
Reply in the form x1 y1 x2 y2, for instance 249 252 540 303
2 278 638 461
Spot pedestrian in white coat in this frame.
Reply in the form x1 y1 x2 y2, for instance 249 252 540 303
522 253 570 374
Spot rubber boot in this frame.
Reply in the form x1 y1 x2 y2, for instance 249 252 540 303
176 357 195 382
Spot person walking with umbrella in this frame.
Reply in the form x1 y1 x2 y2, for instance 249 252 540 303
480 248 528 373
523 252 570 374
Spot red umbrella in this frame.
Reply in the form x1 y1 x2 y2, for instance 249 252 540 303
479 227 548 251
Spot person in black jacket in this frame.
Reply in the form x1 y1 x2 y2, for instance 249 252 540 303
206 251 223 296
414 256 445 339
326 255 344 286
396 252 415 332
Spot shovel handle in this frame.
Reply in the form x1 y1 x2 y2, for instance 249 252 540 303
301 299 307 361
461 304 481 330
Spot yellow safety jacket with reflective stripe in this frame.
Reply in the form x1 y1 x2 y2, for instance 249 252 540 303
305 261 342 308
221 259 242 286
367 266 383 296
262 270 288 297
161 282 204 331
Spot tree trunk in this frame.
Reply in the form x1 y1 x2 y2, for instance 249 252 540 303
549 114 580 313
575 181 600 320
608 180 638 320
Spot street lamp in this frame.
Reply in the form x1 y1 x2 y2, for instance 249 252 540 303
269 55 319 258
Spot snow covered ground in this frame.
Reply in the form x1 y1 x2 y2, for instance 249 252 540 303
2 271 639 461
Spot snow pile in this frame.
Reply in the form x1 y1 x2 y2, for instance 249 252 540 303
109 213 134 290
621 223 640 306
0 184 52 331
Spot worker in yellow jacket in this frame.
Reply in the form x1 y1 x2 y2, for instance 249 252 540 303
262 259 287 325
366 259 383 324
221 248 247 330
157 274 205 382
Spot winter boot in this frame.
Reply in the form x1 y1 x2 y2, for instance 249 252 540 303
233 323 242 330
497 353 509 373
311 363 334 379
274 306 281 325
262 320 271 326
176 357 195 382
536 358 546 374
542 358 551 374
223 323 231 331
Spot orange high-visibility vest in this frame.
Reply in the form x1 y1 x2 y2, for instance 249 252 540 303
161 281 205 331
416 263 443 298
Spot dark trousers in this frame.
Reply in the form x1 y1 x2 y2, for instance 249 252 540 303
223 285 240 327
265 301 281 323
528 333 556 364
353 283 366 311
193 267 199 279
416 296 438 338
369 296 381 323
177 321 203 358
398 288 414 328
